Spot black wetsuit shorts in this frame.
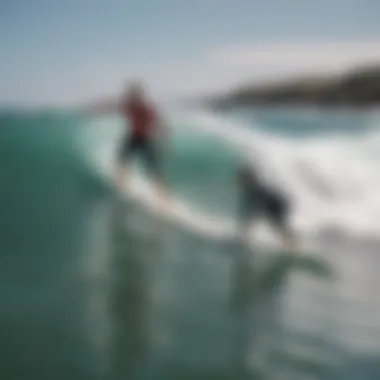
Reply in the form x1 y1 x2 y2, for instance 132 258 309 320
118 133 161 175
242 186 290 230
262 192 289 230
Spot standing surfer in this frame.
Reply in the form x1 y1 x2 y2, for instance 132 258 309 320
116 81 170 202
237 164 297 250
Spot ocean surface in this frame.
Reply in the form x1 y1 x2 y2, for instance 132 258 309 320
1 106 380 380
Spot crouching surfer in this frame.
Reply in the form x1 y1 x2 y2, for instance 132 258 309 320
237 164 297 250
116 81 170 204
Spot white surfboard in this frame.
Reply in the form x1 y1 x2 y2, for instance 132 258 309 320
121 174 235 240
119 173 315 254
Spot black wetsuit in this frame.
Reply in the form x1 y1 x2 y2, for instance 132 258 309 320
117 101 162 176
239 180 290 231
118 133 161 175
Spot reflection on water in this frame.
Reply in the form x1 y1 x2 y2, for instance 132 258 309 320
82 196 168 380
229 242 334 379
108 199 169 380
3 175 379 380
230 245 277 379
82 195 336 380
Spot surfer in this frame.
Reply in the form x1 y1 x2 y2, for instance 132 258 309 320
117 81 170 201
237 164 297 250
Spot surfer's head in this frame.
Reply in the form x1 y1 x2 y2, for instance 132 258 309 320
126 80 146 104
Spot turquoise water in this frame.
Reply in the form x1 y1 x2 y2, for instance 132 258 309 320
1 107 380 380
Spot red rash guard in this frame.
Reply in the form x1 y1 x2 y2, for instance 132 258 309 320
122 101 157 139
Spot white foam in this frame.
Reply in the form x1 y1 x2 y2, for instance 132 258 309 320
86 111 380 242
178 110 380 239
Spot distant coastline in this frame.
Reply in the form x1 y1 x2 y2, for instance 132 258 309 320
81 64 380 114
205 65 380 110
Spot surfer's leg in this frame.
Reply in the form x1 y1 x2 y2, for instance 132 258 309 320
116 159 129 188
116 134 138 188
239 220 253 243
268 204 297 251
278 223 297 251
144 139 170 203
237 199 257 242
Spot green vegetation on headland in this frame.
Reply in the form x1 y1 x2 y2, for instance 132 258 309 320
207 65 380 109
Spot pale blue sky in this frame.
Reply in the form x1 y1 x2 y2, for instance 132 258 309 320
1 0 380 105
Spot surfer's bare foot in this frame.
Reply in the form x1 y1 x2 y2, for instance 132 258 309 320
116 165 131 190
236 225 250 244
154 180 171 208
283 233 297 252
